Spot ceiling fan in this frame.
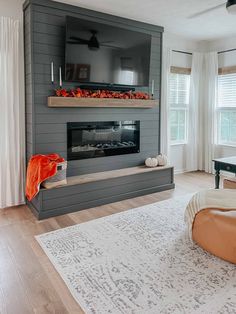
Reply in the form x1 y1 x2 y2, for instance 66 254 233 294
189 0 236 18
67 30 120 50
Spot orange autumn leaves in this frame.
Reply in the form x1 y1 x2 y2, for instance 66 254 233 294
55 88 150 100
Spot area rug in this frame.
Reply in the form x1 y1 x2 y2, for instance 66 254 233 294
36 196 236 314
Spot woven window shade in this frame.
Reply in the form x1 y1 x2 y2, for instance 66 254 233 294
170 66 191 75
218 66 236 75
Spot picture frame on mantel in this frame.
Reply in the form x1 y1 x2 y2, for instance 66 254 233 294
65 63 91 81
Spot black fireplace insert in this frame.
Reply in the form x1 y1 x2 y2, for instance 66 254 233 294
67 121 140 160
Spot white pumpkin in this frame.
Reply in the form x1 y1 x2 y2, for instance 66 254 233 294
156 154 168 166
145 157 158 168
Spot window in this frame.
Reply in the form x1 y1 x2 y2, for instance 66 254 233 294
119 57 136 85
217 73 236 146
119 70 135 85
169 72 190 144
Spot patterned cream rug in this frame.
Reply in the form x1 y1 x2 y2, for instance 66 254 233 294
36 196 236 314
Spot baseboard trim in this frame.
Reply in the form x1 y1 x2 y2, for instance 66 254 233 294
174 169 187 174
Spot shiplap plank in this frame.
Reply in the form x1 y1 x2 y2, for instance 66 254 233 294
33 33 64 46
35 123 66 134
33 43 63 57
33 22 64 36
35 133 66 143
35 113 159 124
33 11 64 26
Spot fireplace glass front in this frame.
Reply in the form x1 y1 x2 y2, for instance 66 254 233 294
67 121 140 160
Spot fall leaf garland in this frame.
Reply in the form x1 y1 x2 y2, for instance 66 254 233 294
55 88 151 100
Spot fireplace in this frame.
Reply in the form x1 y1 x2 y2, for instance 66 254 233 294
67 121 140 160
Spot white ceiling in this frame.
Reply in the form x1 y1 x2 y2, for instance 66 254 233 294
54 0 236 41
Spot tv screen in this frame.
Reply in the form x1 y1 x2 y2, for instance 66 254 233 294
65 16 151 87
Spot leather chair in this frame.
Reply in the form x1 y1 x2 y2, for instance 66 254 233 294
193 208 236 264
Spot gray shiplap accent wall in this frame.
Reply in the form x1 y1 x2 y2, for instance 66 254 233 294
24 0 163 176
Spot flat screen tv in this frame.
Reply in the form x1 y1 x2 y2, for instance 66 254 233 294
65 16 151 87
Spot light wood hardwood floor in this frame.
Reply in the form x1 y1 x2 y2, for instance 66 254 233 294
0 171 215 314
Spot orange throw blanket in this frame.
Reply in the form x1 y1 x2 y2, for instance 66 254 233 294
26 154 65 201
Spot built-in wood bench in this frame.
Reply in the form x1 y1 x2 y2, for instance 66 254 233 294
28 165 174 219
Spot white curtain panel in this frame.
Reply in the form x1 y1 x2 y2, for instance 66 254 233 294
186 52 204 172
203 52 218 173
161 48 172 159
0 17 25 208
186 52 218 173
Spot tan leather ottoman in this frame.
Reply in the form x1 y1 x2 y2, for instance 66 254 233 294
223 177 236 189
193 208 236 264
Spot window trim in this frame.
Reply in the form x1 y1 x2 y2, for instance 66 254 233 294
170 142 187 146
216 143 236 148
169 72 190 144
217 71 236 147
216 108 236 147
170 107 189 145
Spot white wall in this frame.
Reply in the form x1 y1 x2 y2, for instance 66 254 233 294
0 0 24 19
163 32 201 53
209 36 236 68
0 0 24 63
208 36 236 53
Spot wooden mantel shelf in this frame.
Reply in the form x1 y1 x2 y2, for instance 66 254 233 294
48 97 158 108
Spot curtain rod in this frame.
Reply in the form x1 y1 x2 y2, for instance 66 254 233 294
172 50 192 56
218 48 236 54
172 48 236 56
